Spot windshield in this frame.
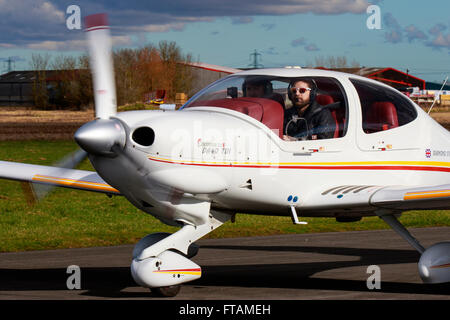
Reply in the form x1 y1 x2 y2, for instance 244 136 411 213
183 75 289 109
182 74 349 140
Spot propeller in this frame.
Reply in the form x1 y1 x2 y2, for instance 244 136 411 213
21 149 88 204
23 13 121 204
75 13 126 157
84 13 117 119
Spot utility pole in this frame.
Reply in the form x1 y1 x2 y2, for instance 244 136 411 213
248 50 263 69
2 56 15 73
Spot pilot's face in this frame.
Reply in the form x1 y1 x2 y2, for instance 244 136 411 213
245 84 265 97
290 81 311 108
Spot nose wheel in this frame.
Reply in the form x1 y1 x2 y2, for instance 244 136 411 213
151 285 181 297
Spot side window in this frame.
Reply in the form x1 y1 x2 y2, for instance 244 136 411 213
283 77 348 140
350 78 417 134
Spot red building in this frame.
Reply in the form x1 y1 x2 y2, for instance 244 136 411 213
316 67 426 90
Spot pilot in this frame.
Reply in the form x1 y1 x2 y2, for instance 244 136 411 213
283 79 335 141
242 78 272 98
242 77 285 107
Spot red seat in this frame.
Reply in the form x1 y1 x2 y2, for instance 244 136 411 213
187 97 284 137
364 101 398 133
316 94 343 138
316 94 334 106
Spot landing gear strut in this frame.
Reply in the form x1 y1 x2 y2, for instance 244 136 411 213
377 210 450 283
131 210 232 297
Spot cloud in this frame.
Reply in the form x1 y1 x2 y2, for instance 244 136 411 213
381 12 449 54
383 12 403 43
382 13 448 53
426 23 450 51
291 37 307 47
383 12 401 30
304 43 320 51
26 36 132 51
126 22 187 33
429 23 447 35
404 24 427 43
261 23 275 31
291 37 320 51
0 0 371 48
0 43 17 48
426 33 450 51
231 16 253 24
384 30 402 43
108 0 370 17
0 0 64 23
262 47 279 55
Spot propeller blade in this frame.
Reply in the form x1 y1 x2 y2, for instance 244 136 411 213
84 13 117 119
22 148 88 204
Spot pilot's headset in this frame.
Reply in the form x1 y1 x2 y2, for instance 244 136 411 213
242 77 273 97
287 78 318 104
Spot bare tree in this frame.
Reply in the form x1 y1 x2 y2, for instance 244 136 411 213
111 41 194 106
29 41 194 109
30 53 51 109
51 55 77 108
313 55 359 69
77 54 93 110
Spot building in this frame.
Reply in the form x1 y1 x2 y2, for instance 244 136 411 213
186 64 429 94
185 62 240 95
316 67 426 90
0 71 35 105
1 64 434 106
0 69 88 107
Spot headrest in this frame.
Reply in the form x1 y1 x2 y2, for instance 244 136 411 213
316 94 334 106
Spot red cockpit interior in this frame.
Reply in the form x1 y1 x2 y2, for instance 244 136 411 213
189 97 285 138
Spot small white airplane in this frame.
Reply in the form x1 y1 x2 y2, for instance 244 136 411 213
0 14 449 297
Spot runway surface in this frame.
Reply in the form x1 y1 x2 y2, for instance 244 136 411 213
0 227 449 300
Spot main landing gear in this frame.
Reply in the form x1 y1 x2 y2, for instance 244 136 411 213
130 210 232 297
377 210 450 284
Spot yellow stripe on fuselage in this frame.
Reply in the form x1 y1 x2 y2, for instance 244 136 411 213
148 155 450 168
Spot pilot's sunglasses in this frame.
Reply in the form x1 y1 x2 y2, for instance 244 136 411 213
290 87 311 94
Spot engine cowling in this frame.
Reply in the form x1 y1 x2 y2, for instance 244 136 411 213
418 242 450 283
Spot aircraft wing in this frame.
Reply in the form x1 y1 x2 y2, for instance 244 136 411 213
370 184 450 210
0 160 120 195
316 184 450 211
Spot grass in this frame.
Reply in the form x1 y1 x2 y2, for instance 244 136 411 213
0 140 449 252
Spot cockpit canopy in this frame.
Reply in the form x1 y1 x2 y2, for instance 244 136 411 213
182 73 418 141
183 75 348 139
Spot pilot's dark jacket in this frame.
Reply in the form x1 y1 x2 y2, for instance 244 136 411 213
283 100 336 140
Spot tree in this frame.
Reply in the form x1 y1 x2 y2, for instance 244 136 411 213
312 55 360 69
30 53 51 109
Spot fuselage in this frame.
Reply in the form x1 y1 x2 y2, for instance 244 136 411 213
87 68 450 226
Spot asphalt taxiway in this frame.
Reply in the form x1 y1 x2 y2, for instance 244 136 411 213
0 227 448 300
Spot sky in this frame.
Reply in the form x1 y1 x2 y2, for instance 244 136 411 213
0 0 449 82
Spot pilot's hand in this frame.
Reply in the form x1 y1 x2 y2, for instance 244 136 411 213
283 135 297 141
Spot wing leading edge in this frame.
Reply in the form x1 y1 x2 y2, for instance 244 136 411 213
0 160 120 195
370 184 450 210
315 184 450 212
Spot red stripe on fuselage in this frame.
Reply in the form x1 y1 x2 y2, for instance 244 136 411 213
148 157 450 172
